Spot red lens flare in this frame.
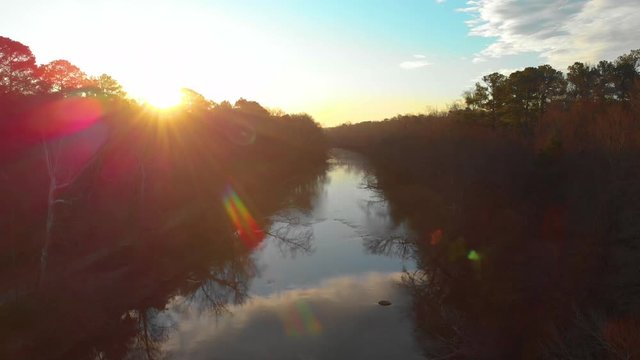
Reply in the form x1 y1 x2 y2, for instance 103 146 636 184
222 185 265 248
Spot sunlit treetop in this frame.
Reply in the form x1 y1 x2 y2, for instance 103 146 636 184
0 36 39 95
90 73 127 99
39 59 89 93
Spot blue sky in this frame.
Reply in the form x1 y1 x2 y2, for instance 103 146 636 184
2 0 639 125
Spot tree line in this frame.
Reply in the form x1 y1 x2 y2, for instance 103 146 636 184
1 36 125 98
0 35 328 359
461 49 639 129
327 49 640 358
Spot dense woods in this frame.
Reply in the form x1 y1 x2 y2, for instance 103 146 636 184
0 36 327 358
327 50 640 358
4 26 640 359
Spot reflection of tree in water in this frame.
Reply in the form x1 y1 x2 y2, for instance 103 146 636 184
0 164 327 360
0 46 330 358
402 253 640 359
122 308 173 360
258 168 327 259
283 171 328 213
365 144 640 358
356 168 418 261
363 234 415 260
327 148 372 177
183 254 254 314
390 198 640 359
267 211 316 258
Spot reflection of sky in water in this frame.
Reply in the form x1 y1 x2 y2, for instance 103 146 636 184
159 150 421 359
250 150 416 296
162 273 424 360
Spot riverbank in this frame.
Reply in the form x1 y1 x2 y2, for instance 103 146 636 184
326 111 640 357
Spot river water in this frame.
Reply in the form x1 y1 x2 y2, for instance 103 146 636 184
143 149 425 359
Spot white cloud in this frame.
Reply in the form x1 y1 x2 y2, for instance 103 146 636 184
399 54 432 69
436 0 446 3
400 60 432 69
496 68 518 75
462 0 640 67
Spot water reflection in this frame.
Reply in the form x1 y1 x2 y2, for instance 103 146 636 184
162 273 423 360
248 151 415 297
145 149 420 359
369 151 640 358
1 149 426 359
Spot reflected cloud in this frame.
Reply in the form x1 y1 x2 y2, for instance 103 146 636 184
162 273 424 360
280 298 323 337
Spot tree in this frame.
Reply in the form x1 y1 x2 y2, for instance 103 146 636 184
0 36 39 95
593 60 616 101
614 49 640 100
567 62 596 101
535 64 565 116
39 59 89 93
90 73 127 99
463 84 488 111
481 72 508 124
39 137 76 287
506 65 565 126
463 73 508 125
234 98 270 118
180 88 215 112
506 68 538 125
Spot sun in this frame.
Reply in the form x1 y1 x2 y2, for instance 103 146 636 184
139 88 184 110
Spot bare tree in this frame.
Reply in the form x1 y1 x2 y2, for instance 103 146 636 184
38 136 103 287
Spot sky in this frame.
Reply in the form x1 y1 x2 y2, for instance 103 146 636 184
2 0 639 126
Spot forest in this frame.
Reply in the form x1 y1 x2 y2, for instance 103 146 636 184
0 36 327 358
327 50 640 358
4 27 640 358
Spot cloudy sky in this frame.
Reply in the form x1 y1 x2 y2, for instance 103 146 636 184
2 0 639 125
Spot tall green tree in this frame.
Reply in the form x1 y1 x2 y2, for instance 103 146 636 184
482 72 508 124
567 62 596 101
463 83 488 111
614 49 640 100
593 60 616 101
535 64 566 116
464 73 508 125
506 65 564 126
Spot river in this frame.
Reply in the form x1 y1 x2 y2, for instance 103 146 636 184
134 149 425 359
5 145 626 358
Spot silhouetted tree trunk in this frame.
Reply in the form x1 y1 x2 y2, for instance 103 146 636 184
39 138 65 288
38 136 99 288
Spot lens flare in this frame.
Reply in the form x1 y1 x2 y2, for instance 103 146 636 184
28 97 104 139
281 299 323 337
468 250 481 261
430 229 443 245
222 185 264 248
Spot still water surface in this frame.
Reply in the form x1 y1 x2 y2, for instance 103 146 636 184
151 150 424 359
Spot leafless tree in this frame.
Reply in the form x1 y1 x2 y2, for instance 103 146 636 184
38 136 104 288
